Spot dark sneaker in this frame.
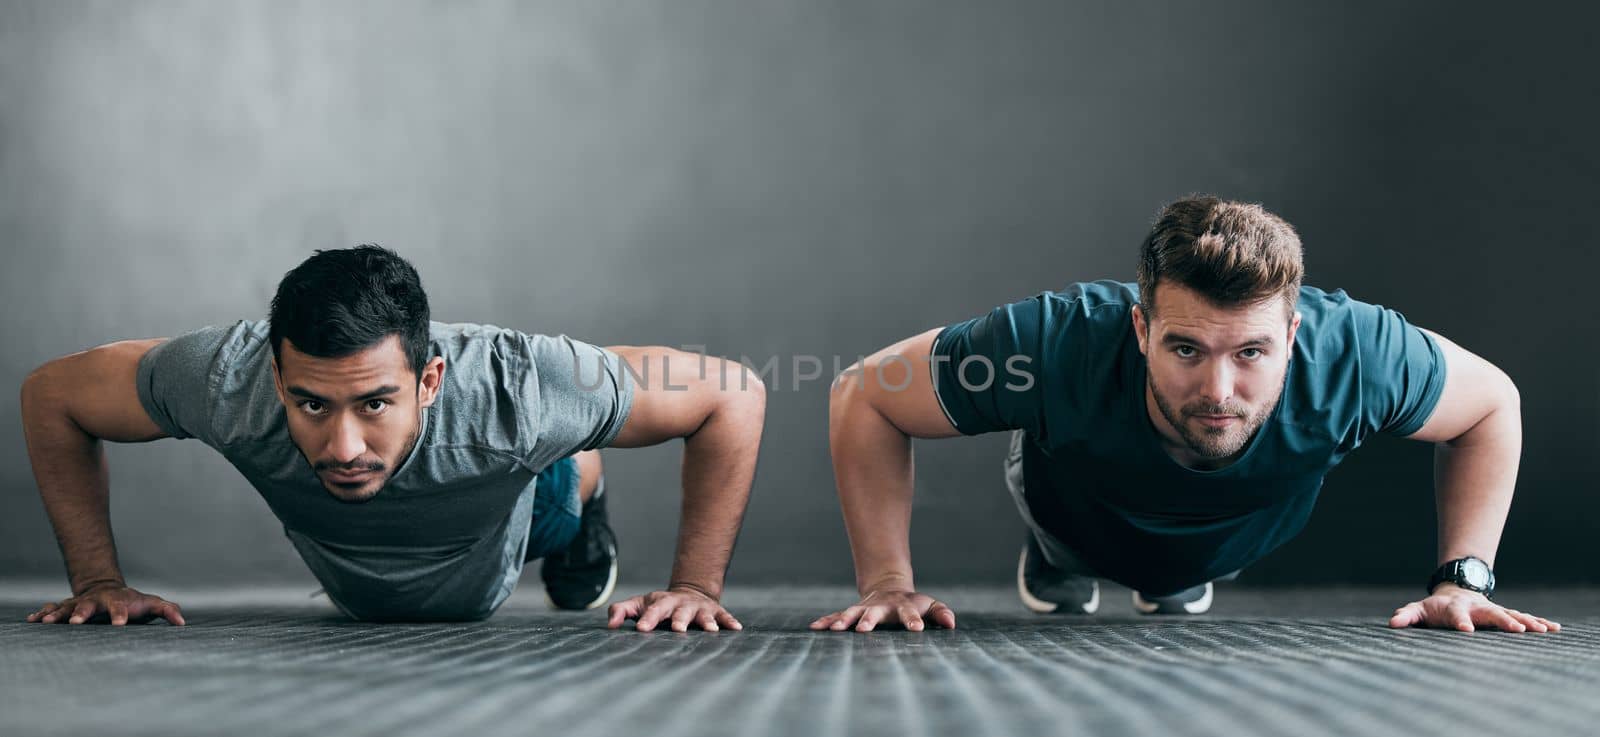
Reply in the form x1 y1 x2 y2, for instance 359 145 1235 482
540 480 618 610
1017 536 1099 614
1132 582 1213 614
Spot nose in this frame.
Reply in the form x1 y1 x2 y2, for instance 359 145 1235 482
324 414 368 466
1199 360 1234 408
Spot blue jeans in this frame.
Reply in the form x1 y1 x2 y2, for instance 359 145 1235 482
523 455 584 562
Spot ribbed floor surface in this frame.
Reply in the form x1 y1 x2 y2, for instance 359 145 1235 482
3 584 1596 737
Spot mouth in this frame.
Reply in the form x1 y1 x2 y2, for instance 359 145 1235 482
322 470 376 484
1192 414 1239 428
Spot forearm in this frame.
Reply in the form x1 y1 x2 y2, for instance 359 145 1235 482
19 383 125 594
667 391 763 600
829 389 917 596
1434 395 1521 567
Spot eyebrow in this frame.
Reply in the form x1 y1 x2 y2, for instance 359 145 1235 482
1160 332 1276 350
286 385 403 403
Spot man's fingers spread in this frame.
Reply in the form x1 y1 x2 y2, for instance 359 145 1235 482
929 603 957 629
1489 609 1524 632
1388 603 1422 628
108 602 128 627
637 603 674 632
670 606 696 633
44 601 74 623
695 611 719 632
715 610 742 631
897 606 924 632
831 607 863 631
608 599 643 629
1499 610 1527 633
1516 614 1548 633
636 601 673 631
160 602 187 626
856 608 886 632
69 601 96 625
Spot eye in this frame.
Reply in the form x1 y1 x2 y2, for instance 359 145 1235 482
1239 348 1263 360
1174 345 1198 358
363 399 390 414
297 400 326 416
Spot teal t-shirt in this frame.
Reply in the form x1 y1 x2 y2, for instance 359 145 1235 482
931 280 1448 595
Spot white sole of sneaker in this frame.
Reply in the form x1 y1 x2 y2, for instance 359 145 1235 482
544 545 619 611
1017 548 1099 614
586 552 619 610
1131 581 1213 614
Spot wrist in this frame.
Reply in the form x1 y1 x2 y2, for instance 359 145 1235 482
72 577 125 596
1427 556 1495 598
859 571 915 597
667 580 722 601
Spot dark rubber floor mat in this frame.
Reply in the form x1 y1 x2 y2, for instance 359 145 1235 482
3 584 1594 737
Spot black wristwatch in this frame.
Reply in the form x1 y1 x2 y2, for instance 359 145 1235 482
1428 556 1495 598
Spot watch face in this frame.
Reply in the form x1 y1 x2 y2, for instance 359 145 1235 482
1461 559 1492 589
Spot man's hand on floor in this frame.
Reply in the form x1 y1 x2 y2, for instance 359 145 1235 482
25 583 186 626
809 589 957 632
607 585 742 632
1388 583 1558 633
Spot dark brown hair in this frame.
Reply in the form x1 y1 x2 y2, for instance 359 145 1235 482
1136 195 1303 321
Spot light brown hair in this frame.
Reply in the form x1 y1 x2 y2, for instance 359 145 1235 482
1136 195 1303 321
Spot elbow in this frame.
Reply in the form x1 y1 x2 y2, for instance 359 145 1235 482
828 359 887 437
829 360 867 415
718 360 766 421
19 360 64 421
1486 368 1520 420
1501 374 1521 411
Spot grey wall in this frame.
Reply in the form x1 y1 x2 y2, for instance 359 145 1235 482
3 0 1596 589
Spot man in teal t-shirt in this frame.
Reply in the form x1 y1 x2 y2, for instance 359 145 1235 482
813 196 1558 635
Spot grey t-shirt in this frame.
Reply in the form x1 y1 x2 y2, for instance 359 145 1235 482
135 320 635 621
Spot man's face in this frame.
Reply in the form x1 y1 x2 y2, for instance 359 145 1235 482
271 335 444 503
1132 283 1300 470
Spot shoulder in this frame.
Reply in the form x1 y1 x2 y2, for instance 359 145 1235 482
426 321 538 452
1282 286 1440 441
1291 285 1421 360
154 319 284 446
940 280 1136 341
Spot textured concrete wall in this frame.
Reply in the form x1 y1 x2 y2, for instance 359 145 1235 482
2 0 1595 587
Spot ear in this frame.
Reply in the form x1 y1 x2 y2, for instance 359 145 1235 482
1131 304 1151 355
1288 310 1303 349
417 356 446 408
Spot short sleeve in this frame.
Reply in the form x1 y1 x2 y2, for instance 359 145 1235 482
135 325 232 443
1351 301 1449 437
520 334 636 471
929 294 1053 436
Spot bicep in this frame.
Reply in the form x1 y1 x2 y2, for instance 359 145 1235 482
832 328 962 440
25 339 170 443
604 345 766 448
1403 328 1517 443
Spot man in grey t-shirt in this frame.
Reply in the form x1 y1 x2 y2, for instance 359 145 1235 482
21 245 765 631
